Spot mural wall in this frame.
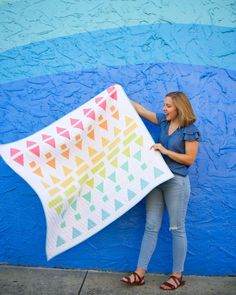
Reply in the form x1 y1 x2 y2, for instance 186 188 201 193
0 0 235 275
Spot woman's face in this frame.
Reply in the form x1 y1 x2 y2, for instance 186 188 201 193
163 96 178 121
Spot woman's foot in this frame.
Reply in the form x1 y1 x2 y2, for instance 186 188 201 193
160 273 185 290
121 269 145 285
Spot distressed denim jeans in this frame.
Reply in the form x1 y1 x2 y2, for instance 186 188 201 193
137 174 191 273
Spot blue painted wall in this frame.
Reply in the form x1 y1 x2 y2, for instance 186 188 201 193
0 0 235 275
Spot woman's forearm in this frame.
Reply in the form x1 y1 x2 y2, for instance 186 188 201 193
165 150 195 166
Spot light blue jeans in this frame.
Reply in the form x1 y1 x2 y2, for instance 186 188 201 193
137 174 191 273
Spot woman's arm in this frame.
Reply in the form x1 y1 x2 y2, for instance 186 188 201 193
151 141 199 166
130 99 158 124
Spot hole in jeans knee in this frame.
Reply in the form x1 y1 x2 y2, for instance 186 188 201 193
169 226 178 231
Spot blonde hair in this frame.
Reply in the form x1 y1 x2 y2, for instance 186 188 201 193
165 91 196 127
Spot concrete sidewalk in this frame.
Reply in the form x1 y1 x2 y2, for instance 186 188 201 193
0 265 235 295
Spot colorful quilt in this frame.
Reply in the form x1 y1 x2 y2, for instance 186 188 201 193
0 84 173 259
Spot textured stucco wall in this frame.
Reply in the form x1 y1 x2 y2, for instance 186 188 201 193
0 0 235 275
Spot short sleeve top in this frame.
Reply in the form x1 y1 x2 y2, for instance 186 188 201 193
156 113 201 176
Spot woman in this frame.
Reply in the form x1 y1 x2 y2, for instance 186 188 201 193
121 91 200 290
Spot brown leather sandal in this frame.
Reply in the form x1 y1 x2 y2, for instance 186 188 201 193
121 271 145 285
160 275 185 291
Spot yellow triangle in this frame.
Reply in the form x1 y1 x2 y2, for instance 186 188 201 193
110 158 118 168
125 116 133 126
55 204 63 215
41 181 50 189
123 147 131 157
88 129 95 140
75 156 84 166
99 168 106 178
86 178 94 188
68 196 75 205
114 127 121 136
101 137 110 148
63 166 72 176
88 146 98 157
50 175 60 184
135 136 143 147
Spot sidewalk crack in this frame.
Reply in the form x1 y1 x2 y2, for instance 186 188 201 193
78 270 88 295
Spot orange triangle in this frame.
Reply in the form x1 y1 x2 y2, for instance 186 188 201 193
61 149 70 159
101 137 110 148
112 110 119 120
33 167 43 177
75 141 82 150
88 130 95 140
47 158 56 168
99 120 108 130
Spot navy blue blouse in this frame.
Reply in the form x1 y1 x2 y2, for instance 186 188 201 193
156 113 200 176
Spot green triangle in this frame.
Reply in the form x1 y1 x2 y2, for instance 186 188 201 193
108 172 116 183
120 161 129 172
72 227 81 239
140 178 149 190
133 150 141 161
154 167 164 178
74 213 81 221
128 189 136 200
71 199 77 210
135 136 143 147
88 218 96 230
56 236 66 247
102 209 110 220
82 192 91 203
96 182 104 193
115 199 123 211
60 221 66 228
110 158 118 168
87 178 94 188
122 147 130 157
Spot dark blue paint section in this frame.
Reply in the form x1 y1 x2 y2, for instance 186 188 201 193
0 23 236 84
0 62 236 275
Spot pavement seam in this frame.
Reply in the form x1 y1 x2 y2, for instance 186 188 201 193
77 270 88 295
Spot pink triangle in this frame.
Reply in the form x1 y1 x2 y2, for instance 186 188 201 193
45 138 56 148
95 97 104 104
98 100 107 111
29 146 40 157
107 86 115 93
110 90 117 100
74 121 84 130
14 154 24 166
61 131 70 139
56 127 66 134
83 108 91 115
70 118 79 126
26 140 36 148
42 134 51 140
10 148 21 157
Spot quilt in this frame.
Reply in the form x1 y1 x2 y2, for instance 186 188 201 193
0 84 173 259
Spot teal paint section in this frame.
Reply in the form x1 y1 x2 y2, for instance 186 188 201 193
0 23 235 84
0 0 235 52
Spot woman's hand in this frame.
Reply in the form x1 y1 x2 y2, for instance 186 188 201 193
151 143 168 155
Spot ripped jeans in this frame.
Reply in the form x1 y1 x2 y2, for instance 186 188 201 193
137 174 190 273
